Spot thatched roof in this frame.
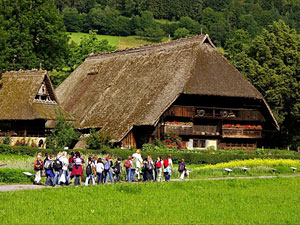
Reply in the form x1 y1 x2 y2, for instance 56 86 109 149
56 34 279 142
0 70 61 120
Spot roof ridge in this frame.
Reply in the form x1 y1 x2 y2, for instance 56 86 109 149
87 34 207 59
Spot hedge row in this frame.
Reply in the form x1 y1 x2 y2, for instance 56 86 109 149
0 168 34 184
1 144 300 164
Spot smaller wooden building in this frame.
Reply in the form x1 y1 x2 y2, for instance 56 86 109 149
0 70 61 147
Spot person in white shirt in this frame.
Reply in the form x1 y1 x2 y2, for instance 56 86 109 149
96 158 104 184
132 149 143 181
59 151 69 185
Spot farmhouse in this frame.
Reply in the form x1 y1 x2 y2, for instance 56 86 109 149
0 70 61 147
56 34 279 149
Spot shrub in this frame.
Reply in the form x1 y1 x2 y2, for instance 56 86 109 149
86 129 112 149
0 168 34 184
3 135 11 145
1 144 300 165
46 111 81 149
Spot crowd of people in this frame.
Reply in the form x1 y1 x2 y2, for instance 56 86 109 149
33 150 188 186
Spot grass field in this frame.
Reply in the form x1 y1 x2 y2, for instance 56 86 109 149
68 32 168 49
0 177 299 224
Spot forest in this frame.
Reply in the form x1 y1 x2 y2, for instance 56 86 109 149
1 0 300 149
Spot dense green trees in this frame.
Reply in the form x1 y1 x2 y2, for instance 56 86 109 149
225 20 300 149
0 0 69 72
54 0 300 48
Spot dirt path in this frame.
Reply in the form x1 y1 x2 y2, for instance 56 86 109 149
1 174 299 192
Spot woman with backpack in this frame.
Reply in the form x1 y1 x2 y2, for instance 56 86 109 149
53 152 63 186
163 154 173 182
96 158 104 184
44 154 55 186
104 157 114 184
124 156 132 181
85 157 96 186
33 154 44 185
71 152 85 186
155 156 163 182
114 157 122 182
178 158 186 180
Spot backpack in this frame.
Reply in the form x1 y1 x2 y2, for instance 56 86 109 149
114 162 121 174
54 159 62 170
86 163 92 175
163 159 169 168
178 163 185 172
34 159 43 170
104 161 110 171
143 161 148 171
124 160 131 168
75 158 82 165
156 161 162 168
44 160 52 170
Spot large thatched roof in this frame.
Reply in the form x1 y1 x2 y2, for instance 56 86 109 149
56 35 279 142
0 70 60 120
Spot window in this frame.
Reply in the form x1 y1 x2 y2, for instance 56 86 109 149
193 139 206 148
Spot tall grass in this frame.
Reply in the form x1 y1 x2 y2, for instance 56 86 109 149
0 178 299 224
196 159 300 170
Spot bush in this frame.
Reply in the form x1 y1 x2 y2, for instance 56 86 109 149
0 168 34 184
1 144 300 165
87 129 112 149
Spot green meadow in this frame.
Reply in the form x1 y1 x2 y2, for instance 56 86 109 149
0 178 300 224
68 32 168 49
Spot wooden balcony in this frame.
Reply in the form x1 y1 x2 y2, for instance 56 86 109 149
222 127 262 139
164 124 219 136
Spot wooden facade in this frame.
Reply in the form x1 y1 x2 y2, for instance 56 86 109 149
143 95 270 150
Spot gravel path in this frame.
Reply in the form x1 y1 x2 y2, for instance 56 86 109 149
1 174 299 192
0 184 48 192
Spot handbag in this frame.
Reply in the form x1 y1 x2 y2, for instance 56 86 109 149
59 172 66 183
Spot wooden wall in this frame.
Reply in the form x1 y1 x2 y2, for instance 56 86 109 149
121 131 137 149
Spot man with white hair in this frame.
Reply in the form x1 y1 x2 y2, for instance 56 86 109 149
132 150 143 181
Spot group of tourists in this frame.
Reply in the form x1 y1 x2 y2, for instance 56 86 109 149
33 150 188 186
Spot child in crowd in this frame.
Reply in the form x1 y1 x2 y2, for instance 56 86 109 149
71 152 85 186
124 156 132 181
44 154 55 186
114 157 122 182
85 157 96 186
104 157 114 184
155 156 163 182
178 158 186 180
33 153 43 185
163 154 173 181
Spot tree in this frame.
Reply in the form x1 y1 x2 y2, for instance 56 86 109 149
46 111 81 149
0 0 69 72
173 28 190 39
225 20 300 149
135 11 165 42
66 30 116 71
